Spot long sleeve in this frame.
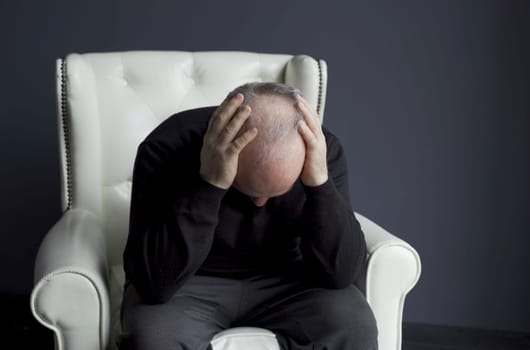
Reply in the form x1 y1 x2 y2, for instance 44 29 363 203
299 129 367 289
123 141 226 304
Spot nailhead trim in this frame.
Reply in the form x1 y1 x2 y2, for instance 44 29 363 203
60 58 73 210
316 59 323 117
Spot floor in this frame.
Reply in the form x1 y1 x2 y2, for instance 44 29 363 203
403 322 530 350
4 294 530 349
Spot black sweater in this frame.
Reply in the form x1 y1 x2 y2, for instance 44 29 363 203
123 106 367 304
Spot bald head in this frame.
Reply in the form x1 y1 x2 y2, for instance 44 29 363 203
229 83 306 206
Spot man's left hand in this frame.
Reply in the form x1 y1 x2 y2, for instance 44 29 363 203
296 95 329 187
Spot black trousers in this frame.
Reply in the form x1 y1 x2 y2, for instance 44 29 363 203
118 273 378 350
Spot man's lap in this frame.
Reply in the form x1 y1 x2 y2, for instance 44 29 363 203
119 273 378 350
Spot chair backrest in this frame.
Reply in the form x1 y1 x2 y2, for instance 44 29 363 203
57 51 328 266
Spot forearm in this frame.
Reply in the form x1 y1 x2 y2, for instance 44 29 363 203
300 179 367 289
124 177 226 304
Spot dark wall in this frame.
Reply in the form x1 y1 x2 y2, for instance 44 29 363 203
1 0 529 333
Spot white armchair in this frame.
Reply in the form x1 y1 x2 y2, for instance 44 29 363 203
31 51 421 350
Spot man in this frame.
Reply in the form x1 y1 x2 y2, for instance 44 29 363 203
119 82 378 350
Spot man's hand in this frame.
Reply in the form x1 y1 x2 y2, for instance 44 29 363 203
200 93 258 189
296 95 329 187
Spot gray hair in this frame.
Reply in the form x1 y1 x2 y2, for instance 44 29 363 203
227 82 302 106
226 82 306 171
228 82 303 143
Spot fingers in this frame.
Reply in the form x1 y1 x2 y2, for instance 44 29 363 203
218 105 252 143
296 96 321 135
228 127 258 154
205 92 256 154
208 93 245 133
297 96 325 149
298 119 318 147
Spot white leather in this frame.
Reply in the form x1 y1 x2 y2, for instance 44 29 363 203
32 51 421 350
211 328 279 350
31 208 110 350
355 212 422 350
284 55 327 120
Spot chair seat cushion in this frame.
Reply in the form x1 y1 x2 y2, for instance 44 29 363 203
211 327 280 350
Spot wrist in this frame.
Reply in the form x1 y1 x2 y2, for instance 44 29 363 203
303 177 335 197
185 176 228 213
199 170 231 190
301 173 328 187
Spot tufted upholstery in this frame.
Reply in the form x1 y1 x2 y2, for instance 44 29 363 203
31 51 420 350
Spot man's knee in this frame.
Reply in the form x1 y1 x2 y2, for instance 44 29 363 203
120 301 215 350
337 308 378 349
118 324 166 350
119 283 224 350
318 285 378 349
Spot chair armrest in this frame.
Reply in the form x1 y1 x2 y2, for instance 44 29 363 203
31 208 110 350
354 212 421 350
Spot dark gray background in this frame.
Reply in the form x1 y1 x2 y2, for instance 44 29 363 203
1 0 529 333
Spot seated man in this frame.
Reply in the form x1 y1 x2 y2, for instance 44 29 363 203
119 82 378 350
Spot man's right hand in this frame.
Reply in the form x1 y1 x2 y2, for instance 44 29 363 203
199 93 258 189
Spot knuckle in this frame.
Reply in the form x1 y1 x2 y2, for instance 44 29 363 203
225 114 247 132
230 114 243 125
234 108 249 121
232 138 243 150
213 108 225 120
226 145 238 155
228 97 241 108
223 125 235 137
217 111 229 122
